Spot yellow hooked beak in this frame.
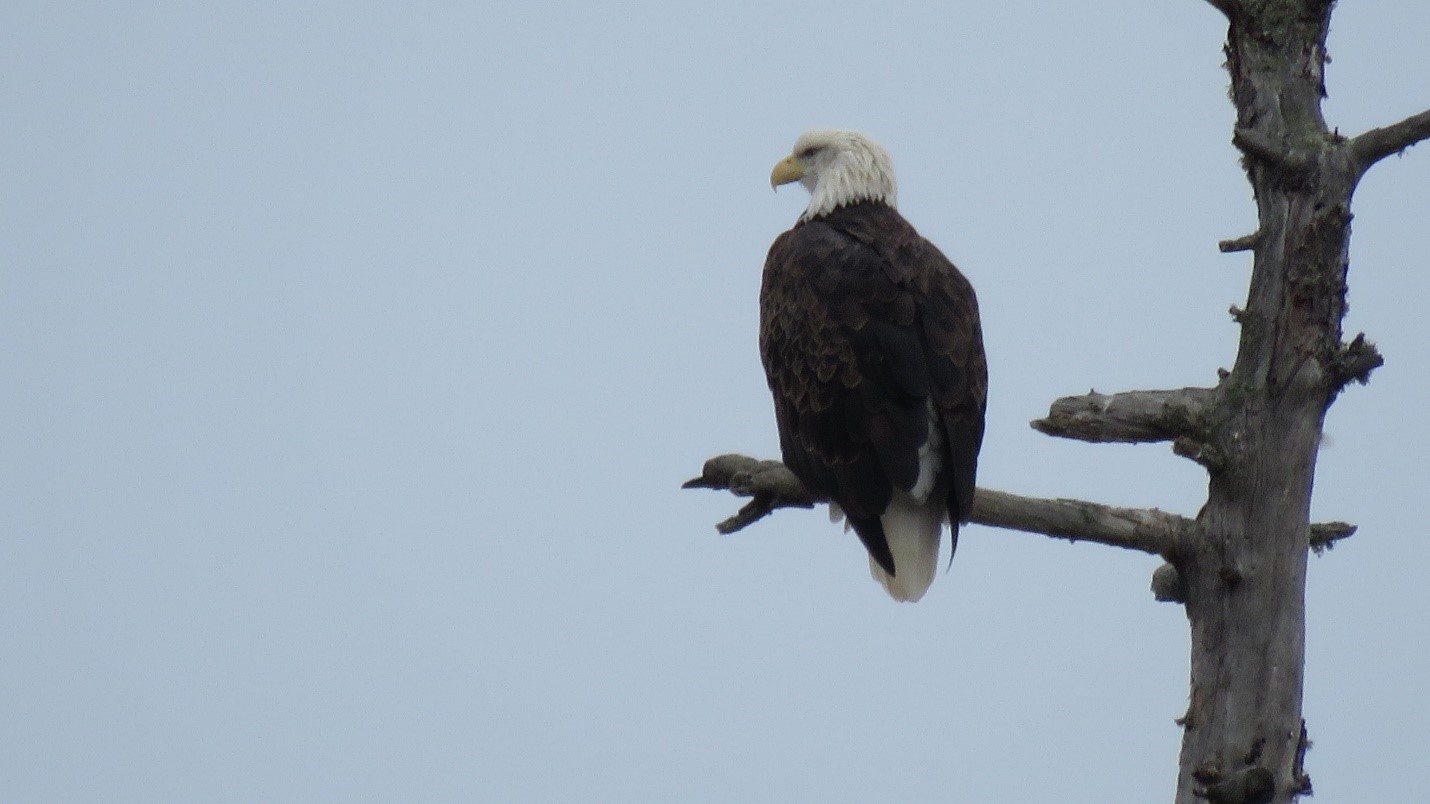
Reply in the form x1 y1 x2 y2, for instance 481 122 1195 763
770 154 805 189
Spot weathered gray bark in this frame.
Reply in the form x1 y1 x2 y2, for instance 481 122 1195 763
685 2 1426 800
1175 2 1421 800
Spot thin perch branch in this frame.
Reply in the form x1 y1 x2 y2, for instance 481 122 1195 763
681 455 816 533
684 453 1188 556
1031 387 1216 444
971 486 1187 555
1219 232 1260 253
1349 107 1430 174
684 453 1356 557
1309 521 1356 554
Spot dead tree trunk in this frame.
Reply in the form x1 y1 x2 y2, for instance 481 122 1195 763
685 1 1428 800
1175 2 1349 800
1176 2 1426 800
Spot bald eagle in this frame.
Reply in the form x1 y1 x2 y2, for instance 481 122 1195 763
761 129 987 602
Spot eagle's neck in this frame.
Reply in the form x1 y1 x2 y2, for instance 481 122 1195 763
800 154 897 222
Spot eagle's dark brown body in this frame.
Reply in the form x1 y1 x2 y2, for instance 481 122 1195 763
759 200 987 585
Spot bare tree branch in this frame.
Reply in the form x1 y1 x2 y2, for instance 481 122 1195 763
684 453 1356 558
1349 108 1430 174
971 486 1188 555
681 454 817 533
1218 232 1260 253
1331 333 1384 389
1030 387 1216 444
1309 521 1356 554
684 453 1188 556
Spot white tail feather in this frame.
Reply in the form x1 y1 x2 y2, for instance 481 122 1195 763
869 402 947 601
869 490 945 602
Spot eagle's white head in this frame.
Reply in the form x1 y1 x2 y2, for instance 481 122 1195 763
770 129 898 221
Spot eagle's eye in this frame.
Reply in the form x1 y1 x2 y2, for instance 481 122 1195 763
797 146 821 159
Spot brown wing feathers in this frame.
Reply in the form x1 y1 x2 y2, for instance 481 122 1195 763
759 201 986 572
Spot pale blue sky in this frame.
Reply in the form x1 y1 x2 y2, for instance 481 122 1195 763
2 2 1427 801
